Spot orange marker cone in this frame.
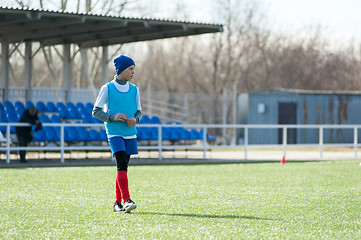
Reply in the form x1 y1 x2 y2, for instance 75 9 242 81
281 156 286 164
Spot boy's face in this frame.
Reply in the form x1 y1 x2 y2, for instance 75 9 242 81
118 65 135 81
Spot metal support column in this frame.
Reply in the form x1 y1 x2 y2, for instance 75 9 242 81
63 44 71 103
1 41 10 101
25 41 33 101
80 48 97 98
102 45 109 84
147 83 152 117
184 94 189 124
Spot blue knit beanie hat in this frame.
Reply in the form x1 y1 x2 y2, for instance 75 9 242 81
114 55 135 76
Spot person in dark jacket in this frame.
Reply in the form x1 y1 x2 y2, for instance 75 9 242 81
15 106 42 163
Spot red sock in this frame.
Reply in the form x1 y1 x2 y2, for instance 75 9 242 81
115 179 122 203
116 171 130 202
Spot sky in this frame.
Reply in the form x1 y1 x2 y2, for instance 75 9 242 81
155 0 361 44
264 0 361 42
138 0 361 45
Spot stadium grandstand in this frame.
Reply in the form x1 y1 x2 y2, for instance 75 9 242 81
0 6 223 163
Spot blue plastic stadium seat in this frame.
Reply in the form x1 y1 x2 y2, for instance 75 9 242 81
189 129 201 140
25 101 34 109
66 102 76 109
14 101 24 112
0 110 7 132
0 102 4 131
199 129 217 141
39 114 60 142
169 128 182 141
147 128 157 140
3 101 15 111
39 115 51 123
173 122 189 140
0 108 6 119
43 126 59 142
92 116 100 124
161 127 171 140
56 102 67 118
76 102 87 115
65 102 80 119
6 108 17 120
136 127 148 140
147 127 158 140
5 108 18 134
76 126 89 141
139 127 160 140
98 129 107 141
88 129 100 141
150 116 161 124
85 102 94 112
93 116 103 123
64 126 79 142
50 114 62 123
33 129 46 142
136 127 144 140
36 101 47 113
179 128 190 140
15 107 24 117
139 115 150 124
46 102 57 112
147 128 156 140
81 113 94 123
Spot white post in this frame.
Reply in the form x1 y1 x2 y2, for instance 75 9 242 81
232 87 237 145
25 41 33 101
158 125 162 160
283 127 287 158
60 124 65 164
244 126 248 160
319 126 323 158
222 88 227 144
354 127 358 158
203 125 207 160
6 124 10 164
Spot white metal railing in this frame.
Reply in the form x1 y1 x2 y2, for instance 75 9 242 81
1 123 361 164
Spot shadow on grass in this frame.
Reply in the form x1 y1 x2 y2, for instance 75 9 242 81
134 212 280 221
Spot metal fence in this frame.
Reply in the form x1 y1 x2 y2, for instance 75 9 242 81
1 123 361 164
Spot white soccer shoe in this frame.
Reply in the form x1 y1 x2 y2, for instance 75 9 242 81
122 199 137 213
113 201 124 213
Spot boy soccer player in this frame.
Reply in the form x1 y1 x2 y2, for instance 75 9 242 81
93 54 142 213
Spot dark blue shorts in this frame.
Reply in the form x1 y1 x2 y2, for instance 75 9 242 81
108 137 138 156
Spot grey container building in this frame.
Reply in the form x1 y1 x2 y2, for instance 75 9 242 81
238 89 361 145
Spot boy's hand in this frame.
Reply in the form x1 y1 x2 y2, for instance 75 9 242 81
114 113 127 121
126 117 136 127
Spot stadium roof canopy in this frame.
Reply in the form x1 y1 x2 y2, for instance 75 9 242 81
0 6 223 48
0 6 223 102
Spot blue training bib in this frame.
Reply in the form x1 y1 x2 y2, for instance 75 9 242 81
104 82 137 137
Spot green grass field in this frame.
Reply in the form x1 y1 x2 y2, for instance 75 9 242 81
1 160 360 239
